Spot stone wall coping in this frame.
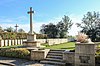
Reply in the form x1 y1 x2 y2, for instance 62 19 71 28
75 53 95 55
63 51 75 54
26 47 39 50
31 49 50 52
32 50 45 52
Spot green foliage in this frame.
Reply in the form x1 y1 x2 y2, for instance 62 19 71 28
76 11 100 42
57 15 73 38
40 15 73 38
40 23 59 38
0 32 47 39
95 49 100 63
36 34 47 39
0 48 30 58
4 27 14 32
0 32 27 39
0 26 4 32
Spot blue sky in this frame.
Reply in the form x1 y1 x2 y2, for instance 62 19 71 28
0 0 100 36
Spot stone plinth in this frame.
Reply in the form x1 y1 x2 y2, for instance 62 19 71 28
27 34 36 41
23 41 40 47
75 42 95 66
23 34 41 47
30 49 50 60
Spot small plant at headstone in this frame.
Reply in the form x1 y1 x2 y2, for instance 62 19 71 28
76 33 92 43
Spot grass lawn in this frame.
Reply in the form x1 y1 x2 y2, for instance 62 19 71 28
0 42 75 50
42 42 75 50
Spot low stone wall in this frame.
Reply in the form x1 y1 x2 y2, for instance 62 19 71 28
30 49 50 60
37 39 47 44
47 39 68 45
63 51 75 65
37 39 68 45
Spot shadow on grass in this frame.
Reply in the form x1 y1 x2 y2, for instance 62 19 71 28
0 45 24 49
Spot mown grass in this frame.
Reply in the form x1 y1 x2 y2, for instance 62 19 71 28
42 42 75 50
0 42 75 50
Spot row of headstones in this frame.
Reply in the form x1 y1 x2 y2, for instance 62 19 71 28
32 39 68 45
0 39 26 47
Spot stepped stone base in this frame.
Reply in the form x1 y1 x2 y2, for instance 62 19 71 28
23 41 40 47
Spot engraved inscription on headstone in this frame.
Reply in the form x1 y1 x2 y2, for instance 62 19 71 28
79 56 90 63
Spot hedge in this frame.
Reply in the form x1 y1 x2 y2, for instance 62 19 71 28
0 32 47 39
0 48 30 59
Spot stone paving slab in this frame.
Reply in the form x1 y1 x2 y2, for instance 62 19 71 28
0 57 57 66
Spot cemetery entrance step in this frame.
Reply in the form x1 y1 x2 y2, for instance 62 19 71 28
40 49 66 66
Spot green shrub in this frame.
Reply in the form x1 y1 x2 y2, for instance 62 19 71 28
0 48 30 59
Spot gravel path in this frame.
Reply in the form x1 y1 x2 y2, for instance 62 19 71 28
0 57 57 66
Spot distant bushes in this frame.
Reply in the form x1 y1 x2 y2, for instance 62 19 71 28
0 32 47 39
0 48 30 59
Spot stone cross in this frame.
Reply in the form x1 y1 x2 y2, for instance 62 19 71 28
15 24 19 32
27 7 34 34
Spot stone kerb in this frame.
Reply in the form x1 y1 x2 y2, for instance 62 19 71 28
75 42 95 66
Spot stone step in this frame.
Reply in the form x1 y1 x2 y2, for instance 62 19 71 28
40 60 66 66
49 51 64 53
47 55 63 59
45 58 64 62
40 49 65 65
48 53 63 56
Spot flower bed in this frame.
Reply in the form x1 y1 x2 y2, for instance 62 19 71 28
0 48 30 59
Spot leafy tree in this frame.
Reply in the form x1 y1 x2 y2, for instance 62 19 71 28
40 15 73 38
18 29 25 33
0 26 4 32
4 27 14 32
57 15 73 38
76 11 100 41
40 23 59 38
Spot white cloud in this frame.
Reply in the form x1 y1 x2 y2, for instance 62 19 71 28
0 14 83 36
45 14 82 36
0 22 47 33
68 14 82 36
